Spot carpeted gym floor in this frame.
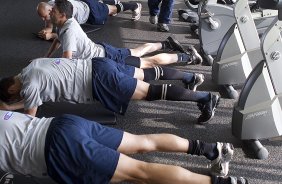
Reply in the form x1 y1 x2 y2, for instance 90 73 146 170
0 0 282 183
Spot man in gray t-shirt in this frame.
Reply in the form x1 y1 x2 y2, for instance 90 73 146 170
45 0 203 68
0 57 218 124
37 0 142 40
0 110 243 184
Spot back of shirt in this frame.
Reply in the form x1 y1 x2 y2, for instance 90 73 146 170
58 18 105 60
68 0 90 24
20 58 94 110
0 110 52 177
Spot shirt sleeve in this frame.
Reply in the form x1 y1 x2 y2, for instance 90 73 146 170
21 83 43 110
61 28 77 53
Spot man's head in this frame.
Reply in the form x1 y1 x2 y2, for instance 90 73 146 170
0 76 22 103
50 0 73 26
37 2 53 21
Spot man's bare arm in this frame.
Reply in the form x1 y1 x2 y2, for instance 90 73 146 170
45 38 61 57
24 107 38 117
62 51 73 59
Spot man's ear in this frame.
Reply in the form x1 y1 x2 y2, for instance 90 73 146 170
60 12 67 19
7 85 17 94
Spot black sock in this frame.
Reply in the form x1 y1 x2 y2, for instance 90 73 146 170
212 175 231 184
145 84 210 102
143 66 194 83
177 53 190 63
187 140 218 160
116 2 137 12
161 40 170 50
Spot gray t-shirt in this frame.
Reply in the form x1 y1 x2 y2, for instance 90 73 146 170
0 110 52 177
57 18 105 60
48 0 90 24
20 58 94 110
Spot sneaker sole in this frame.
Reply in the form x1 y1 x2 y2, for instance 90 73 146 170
188 46 203 65
211 143 234 176
198 95 220 124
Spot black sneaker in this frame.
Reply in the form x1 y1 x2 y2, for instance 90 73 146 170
187 45 203 65
165 36 186 52
186 73 204 91
157 23 170 32
198 93 220 124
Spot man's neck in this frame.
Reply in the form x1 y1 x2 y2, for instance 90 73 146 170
58 18 69 28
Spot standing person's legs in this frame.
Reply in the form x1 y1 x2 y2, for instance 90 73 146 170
148 0 162 24
157 0 174 32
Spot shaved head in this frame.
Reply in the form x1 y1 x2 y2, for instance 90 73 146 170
37 2 52 21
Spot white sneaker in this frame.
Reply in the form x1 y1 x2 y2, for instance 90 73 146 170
149 15 158 24
157 23 169 32
132 3 142 21
210 142 234 176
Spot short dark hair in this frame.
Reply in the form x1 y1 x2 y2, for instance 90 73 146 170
0 76 15 103
55 0 73 19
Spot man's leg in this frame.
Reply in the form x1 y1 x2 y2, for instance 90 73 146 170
129 36 202 64
157 0 174 32
133 66 204 91
117 132 233 176
129 36 186 57
111 153 212 184
131 79 219 123
111 154 247 184
114 1 142 20
139 52 194 68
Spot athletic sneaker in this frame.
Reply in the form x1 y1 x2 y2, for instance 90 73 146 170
187 45 203 65
165 36 186 52
216 176 248 184
197 93 220 124
229 176 248 184
210 142 234 176
189 73 204 91
149 15 158 24
157 23 169 32
132 3 142 21
178 9 199 23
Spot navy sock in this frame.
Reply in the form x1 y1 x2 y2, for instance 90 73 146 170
187 140 218 160
177 53 190 63
161 40 170 50
116 2 137 12
146 84 210 102
143 66 194 82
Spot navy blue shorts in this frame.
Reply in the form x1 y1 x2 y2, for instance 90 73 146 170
44 114 123 184
92 57 137 114
83 0 109 25
99 43 131 64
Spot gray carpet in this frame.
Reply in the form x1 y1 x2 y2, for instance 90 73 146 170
0 0 282 183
